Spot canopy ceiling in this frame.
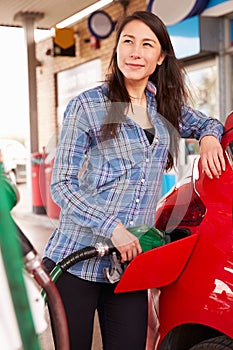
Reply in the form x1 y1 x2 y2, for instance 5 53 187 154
0 0 98 29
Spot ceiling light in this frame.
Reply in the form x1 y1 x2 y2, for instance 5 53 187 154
56 0 114 28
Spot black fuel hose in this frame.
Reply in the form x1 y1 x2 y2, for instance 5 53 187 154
42 244 117 301
59 246 99 271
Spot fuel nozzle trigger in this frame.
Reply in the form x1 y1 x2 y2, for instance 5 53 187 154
103 251 124 284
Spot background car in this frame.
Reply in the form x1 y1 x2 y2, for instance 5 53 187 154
115 112 233 349
0 139 27 184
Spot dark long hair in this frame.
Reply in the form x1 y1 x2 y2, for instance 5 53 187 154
102 11 188 170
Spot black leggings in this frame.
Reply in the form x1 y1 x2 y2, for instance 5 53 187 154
43 258 148 350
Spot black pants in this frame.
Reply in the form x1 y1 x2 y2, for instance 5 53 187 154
43 258 148 350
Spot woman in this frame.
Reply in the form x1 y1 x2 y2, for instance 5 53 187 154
43 11 225 350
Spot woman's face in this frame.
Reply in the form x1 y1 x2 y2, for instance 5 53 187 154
116 20 165 86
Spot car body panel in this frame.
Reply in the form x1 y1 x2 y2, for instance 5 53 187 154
116 112 233 348
157 119 233 346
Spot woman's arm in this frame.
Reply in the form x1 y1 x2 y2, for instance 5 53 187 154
180 105 225 178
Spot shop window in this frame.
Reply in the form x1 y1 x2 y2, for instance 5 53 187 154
230 19 233 46
56 59 101 128
177 60 219 175
186 60 218 117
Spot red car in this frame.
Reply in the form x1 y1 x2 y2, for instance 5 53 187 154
115 112 233 349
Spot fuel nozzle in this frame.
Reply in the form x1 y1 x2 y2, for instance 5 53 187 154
14 222 50 287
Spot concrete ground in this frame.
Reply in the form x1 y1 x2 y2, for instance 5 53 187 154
11 183 102 350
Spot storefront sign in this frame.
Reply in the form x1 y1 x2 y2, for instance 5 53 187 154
151 0 231 59
147 0 209 26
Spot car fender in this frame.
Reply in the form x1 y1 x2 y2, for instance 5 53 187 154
157 232 233 347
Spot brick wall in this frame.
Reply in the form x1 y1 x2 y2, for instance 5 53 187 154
36 0 146 151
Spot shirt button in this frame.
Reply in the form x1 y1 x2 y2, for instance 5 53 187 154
141 178 145 183
135 198 140 203
129 221 134 226
146 158 149 163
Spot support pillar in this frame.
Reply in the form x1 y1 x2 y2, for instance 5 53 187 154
14 11 44 212
14 11 44 153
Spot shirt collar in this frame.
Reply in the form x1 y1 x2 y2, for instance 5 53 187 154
146 81 157 96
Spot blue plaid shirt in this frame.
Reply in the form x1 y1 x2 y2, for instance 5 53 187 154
44 82 223 282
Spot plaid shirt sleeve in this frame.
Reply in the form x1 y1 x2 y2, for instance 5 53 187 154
50 95 121 239
179 104 224 141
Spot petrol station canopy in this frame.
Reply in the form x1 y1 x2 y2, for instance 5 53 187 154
1 0 233 29
0 0 99 28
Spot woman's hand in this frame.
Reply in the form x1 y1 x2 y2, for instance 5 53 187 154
111 222 142 262
199 135 226 179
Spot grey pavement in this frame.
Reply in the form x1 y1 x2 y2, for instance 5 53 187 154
11 183 102 350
